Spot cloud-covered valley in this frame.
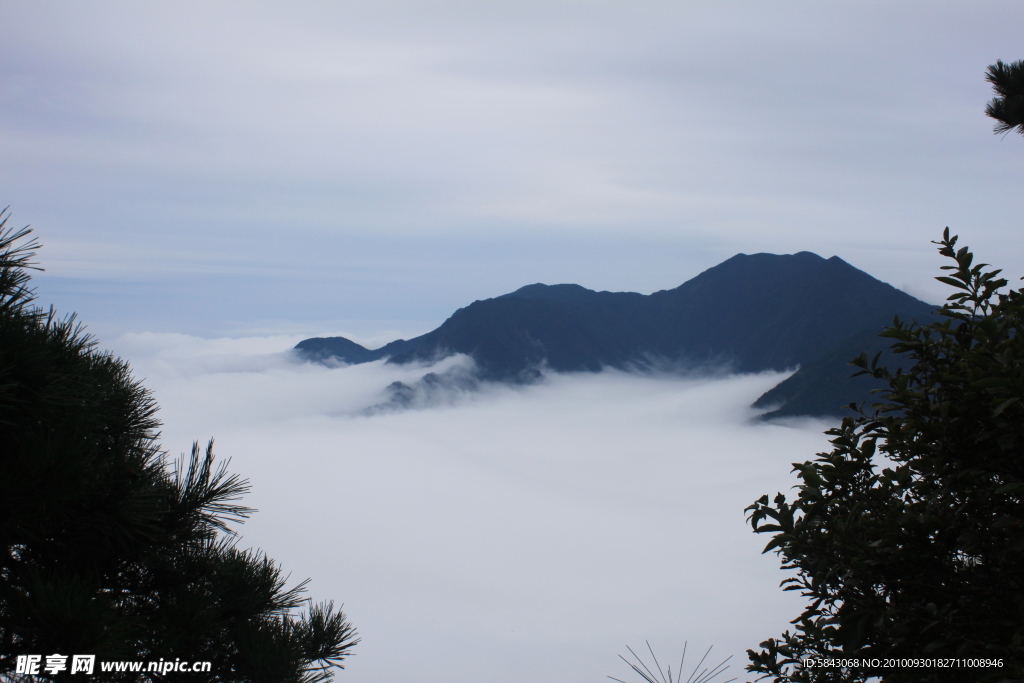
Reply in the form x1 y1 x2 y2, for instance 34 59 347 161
109 332 836 683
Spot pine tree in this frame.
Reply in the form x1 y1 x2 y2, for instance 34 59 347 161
0 212 358 682
985 59 1024 136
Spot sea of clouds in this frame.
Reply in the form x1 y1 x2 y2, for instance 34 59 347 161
108 332 837 683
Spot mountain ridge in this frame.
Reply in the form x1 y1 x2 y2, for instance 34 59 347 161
295 251 936 418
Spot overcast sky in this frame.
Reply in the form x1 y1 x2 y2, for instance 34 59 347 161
2 0 1021 342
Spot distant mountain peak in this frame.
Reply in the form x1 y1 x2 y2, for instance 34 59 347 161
295 251 935 418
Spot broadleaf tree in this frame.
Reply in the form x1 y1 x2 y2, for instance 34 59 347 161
0 212 359 682
745 230 1024 682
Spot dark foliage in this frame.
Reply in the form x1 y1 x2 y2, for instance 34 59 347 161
0 212 358 682
986 59 1024 136
745 231 1024 682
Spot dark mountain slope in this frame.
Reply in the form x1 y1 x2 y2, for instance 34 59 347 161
295 333 424 364
295 335 382 364
295 251 936 417
753 310 939 419
489 253 933 373
386 295 645 380
645 252 933 371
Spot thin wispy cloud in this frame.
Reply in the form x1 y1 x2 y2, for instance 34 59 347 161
2 1 1019 338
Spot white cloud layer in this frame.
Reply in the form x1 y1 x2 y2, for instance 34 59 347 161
112 332 836 682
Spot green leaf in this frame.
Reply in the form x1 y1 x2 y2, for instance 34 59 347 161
971 377 1013 389
993 397 1019 416
935 275 969 289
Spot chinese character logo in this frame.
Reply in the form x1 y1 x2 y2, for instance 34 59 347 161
71 654 96 674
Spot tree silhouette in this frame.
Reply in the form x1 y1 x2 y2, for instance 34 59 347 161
985 59 1024 136
745 231 1024 682
0 211 358 682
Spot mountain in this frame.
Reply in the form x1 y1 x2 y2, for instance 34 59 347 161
751 321 929 419
295 252 936 418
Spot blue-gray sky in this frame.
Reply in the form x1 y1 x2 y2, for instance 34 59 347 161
3 0 1022 343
